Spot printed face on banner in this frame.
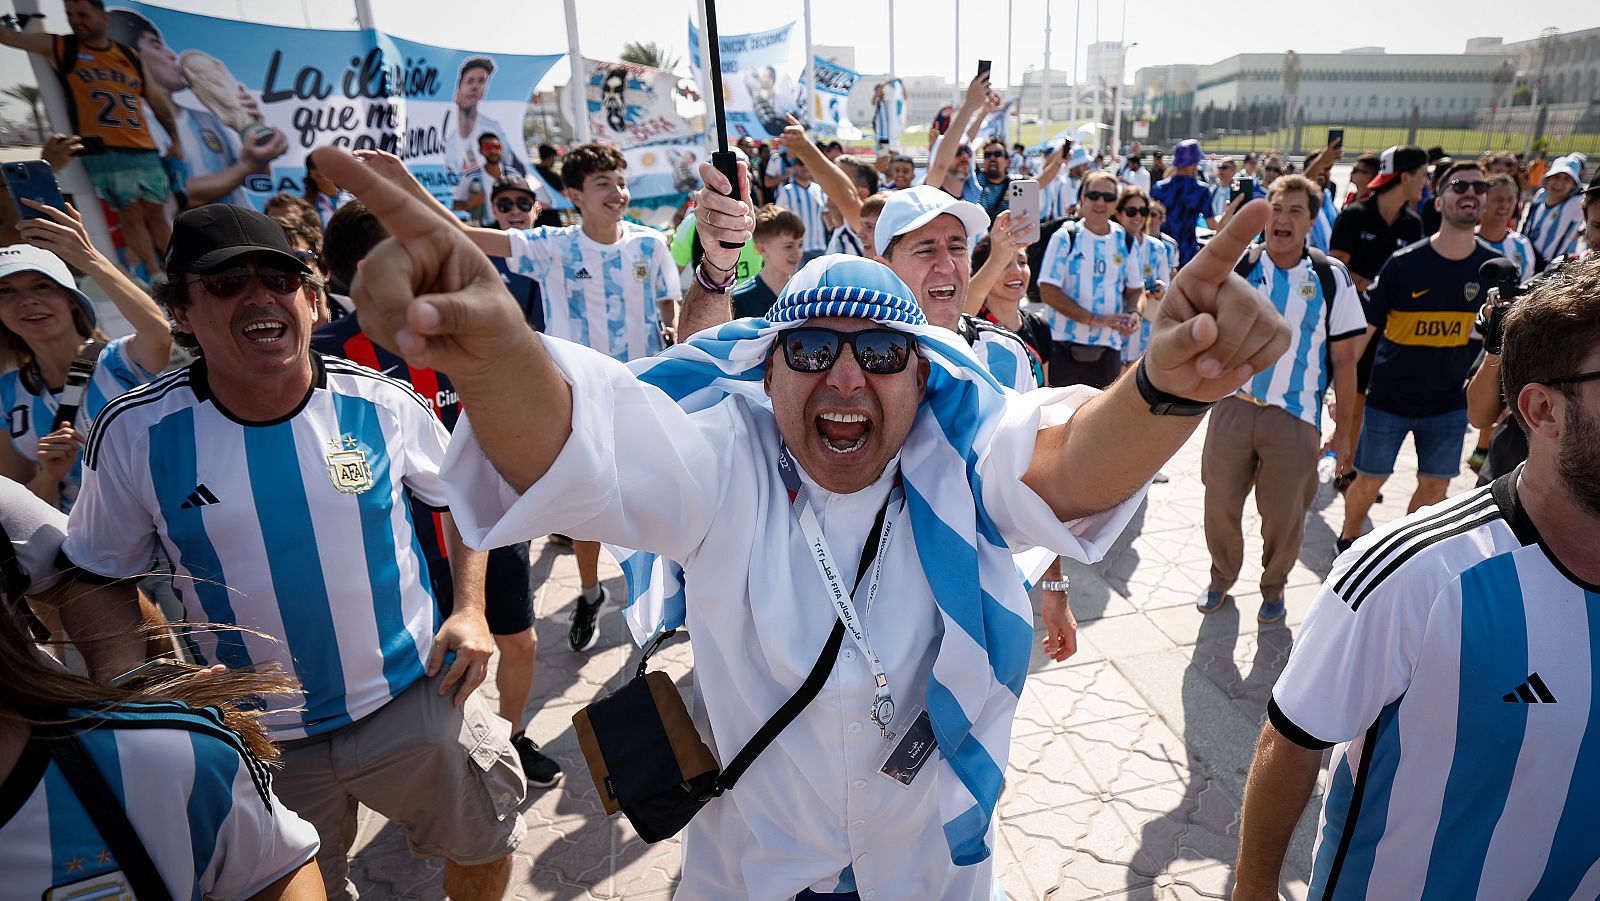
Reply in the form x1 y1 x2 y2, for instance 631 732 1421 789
584 58 693 148
106 3 559 211
688 20 806 139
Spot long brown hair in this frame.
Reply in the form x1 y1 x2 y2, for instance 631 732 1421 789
2 603 297 761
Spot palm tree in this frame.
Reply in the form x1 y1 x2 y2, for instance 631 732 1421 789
2 83 44 142
620 41 679 73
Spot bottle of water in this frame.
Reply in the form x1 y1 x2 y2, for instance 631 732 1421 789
1317 449 1338 483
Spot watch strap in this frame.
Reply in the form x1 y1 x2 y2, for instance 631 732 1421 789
1135 359 1215 417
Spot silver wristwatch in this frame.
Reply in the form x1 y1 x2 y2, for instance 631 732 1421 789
1038 578 1071 592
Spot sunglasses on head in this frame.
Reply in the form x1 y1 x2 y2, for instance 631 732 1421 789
188 263 304 299
496 197 535 213
781 326 916 375
1446 178 1489 195
1082 190 1118 203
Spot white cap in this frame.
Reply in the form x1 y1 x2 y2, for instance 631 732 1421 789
874 185 990 256
0 244 96 327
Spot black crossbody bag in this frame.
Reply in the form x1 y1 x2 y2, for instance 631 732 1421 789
572 497 892 843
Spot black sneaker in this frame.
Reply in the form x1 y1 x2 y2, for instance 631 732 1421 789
568 587 608 652
1335 536 1356 554
512 733 563 788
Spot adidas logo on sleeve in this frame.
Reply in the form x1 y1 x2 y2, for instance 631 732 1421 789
1501 672 1557 704
179 484 220 509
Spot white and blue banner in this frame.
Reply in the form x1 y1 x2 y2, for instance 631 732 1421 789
687 18 806 139
105 3 559 210
622 135 706 211
809 56 860 140
582 57 693 148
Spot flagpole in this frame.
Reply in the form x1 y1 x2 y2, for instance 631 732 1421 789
803 0 816 127
1041 0 1052 144
952 0 961 105
1111 0 1125 155
352 0 375 31
1070 0 1080 131
1005 0 1014 146
563 0 591 143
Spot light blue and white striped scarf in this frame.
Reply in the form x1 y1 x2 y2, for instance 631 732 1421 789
614 254 1036 866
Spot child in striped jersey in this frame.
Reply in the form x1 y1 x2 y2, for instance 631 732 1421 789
1519 155 1585 269
0 206 171 513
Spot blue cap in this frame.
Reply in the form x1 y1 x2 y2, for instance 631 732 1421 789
1173 139 1203 169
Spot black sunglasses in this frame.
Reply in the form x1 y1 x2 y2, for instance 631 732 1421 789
1265 166 1284 174
1083 190 1118 203
1120 206 1149 217
496 197 535 213
781 326 916 375
188 263 304 299
984 150 1008 158
1446 179 1489 196
1545 370 1600 388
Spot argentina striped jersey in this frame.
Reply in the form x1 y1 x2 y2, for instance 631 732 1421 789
0 703 318 898
0 335 155 512
1122 234 1173 363
507 222 679 362
1037 222 1142 347
1308 186 1339 253
1042 175 1079 220
63 356 452 740
1520 191 1585 264
1270 474 1600 900
826 221 865 258
776 179 829 254
1236 247 1367 429
1478 229 1537 281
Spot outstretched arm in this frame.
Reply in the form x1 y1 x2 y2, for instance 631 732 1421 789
778 117 862 231
311 147 568 492
927 73 991 189
1024 202 1288 520
0 28 56 56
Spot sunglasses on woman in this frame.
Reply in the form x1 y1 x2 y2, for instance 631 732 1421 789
188 264 305 299
1120 206 1149 218
781 326 916 375
496 197 535 213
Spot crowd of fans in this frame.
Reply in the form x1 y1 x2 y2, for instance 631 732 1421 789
1 3 1600 899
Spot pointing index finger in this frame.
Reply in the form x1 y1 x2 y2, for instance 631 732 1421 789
309 146 443 245
1178 199 1271 285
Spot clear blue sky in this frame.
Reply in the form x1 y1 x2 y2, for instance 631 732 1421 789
0 0 1594 120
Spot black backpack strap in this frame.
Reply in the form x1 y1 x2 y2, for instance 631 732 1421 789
715 493 894 792
41 728 176 901
114 40 145 84
1233 243 1264 279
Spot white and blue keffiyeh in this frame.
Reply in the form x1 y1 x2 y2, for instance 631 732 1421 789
613 254 1039 866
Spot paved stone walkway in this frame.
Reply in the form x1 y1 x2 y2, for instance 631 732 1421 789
348 416 1481 900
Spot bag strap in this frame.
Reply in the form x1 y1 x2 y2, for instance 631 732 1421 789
55 35 77 80
714 492 895 793
41 728 176 901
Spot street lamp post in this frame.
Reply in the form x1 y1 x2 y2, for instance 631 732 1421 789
1111 41 1136 158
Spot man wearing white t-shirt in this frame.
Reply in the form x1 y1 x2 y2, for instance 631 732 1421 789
317 144 1291 900
442 57 524 180
1235 256 1600 901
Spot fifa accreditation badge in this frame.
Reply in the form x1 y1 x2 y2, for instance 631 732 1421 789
326 435 373 494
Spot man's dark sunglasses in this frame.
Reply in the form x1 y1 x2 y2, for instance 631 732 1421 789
984 150 1008 158
1545 370 1600 388
1120 206 1149 217
1083 190 1118 203
781 326 916 375
496 197 535 213
1446 179 1489 195
188 263 304 299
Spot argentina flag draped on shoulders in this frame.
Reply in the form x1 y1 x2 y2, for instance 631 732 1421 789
612 254 1052 865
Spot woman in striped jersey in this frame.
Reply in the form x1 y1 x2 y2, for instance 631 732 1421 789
0 203 170 512
0 616 323 898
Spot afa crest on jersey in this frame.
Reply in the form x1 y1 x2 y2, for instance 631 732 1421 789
325 435 372 494
1301 280 1317 299
633 262 649 283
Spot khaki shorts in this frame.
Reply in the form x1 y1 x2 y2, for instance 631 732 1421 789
274 674 527 899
